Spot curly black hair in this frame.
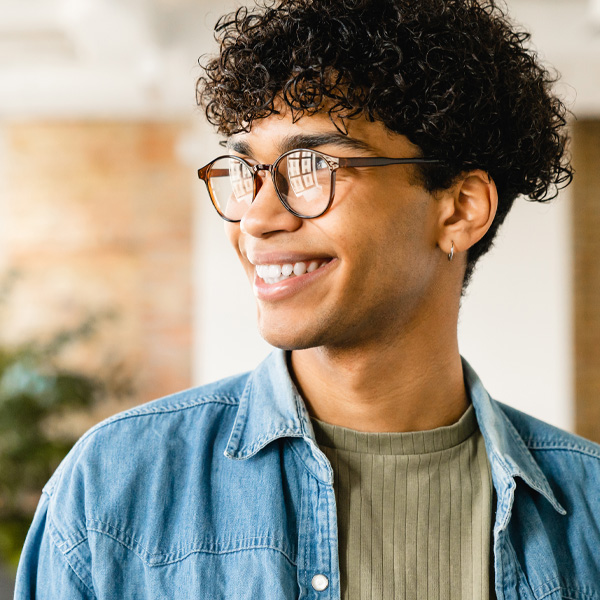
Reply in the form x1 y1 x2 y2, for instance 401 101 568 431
197 0 573 289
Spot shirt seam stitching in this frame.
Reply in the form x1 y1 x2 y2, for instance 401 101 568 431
524 444 600 460
97 396 239 422
48 518 95 597
534 580 600 600
86 519 297 567
78 397 239 442
536 585 561 600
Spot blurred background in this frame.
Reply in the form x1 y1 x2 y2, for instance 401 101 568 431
0 0 599 594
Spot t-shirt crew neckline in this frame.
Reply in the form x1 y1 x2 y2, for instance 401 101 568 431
310 402 478 455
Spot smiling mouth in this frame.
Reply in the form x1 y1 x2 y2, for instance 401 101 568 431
255 259 332 284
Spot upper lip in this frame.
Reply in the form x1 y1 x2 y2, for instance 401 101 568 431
246 252 334 266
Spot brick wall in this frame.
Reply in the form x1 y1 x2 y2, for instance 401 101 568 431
0 122 192 429
572 120 600 444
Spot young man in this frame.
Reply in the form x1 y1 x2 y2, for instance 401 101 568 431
15 0 600 598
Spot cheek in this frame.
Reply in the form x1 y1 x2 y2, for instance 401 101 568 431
224 223 252 279
353 197 435 284
224 222 249 265
224 222 239 249
324 187 417 273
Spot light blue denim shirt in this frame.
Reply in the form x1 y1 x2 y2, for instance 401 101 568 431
15 351 600 599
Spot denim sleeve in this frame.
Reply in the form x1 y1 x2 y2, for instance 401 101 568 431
14 492 95 600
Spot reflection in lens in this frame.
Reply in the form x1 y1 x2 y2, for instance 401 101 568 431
278 151 330 216
229 160 253 203
209 157 253 220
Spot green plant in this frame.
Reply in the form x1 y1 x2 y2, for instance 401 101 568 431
0 275 122 570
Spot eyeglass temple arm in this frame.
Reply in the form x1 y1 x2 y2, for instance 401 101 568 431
199 158 445 180
337 157 444 168
198 166 229 181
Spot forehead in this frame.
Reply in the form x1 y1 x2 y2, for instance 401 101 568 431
228 110 422 159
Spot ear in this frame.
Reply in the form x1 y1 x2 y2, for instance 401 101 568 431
435 170 498 259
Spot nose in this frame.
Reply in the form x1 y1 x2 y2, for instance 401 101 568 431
240 169 302 238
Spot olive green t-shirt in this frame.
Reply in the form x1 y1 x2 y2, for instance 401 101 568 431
311 402 493 600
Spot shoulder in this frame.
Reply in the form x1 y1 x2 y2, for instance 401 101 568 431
496 401 600 497
497 401 600 460
43 370 251 508
86 369 248 440
20 369 271 585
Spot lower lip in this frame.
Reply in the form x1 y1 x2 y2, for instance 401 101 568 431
253 259 338 302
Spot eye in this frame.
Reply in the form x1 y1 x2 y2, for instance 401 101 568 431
314 156 329 171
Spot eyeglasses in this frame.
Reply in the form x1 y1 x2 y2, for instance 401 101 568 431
197 148 443 222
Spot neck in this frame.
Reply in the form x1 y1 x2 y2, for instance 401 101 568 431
289 329 468 433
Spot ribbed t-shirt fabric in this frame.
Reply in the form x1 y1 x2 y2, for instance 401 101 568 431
310 402 493 600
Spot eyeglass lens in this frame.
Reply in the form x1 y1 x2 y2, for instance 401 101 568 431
207 150 332 220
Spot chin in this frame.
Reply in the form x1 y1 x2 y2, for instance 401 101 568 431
259 329 317 352
257 319 326 351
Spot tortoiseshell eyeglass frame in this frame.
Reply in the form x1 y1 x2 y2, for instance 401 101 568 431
198 148 445 222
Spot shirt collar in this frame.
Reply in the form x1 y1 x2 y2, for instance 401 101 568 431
462 356 566 518
224 350 310 460
225 350 566 518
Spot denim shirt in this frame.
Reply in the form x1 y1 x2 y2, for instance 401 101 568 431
15 351 600 600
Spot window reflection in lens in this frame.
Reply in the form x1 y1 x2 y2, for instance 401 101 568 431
229 159 253 203
208 151 332 221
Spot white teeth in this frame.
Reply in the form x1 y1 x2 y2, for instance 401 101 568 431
256 259 328 283
293 262 307 276
268 264 281 278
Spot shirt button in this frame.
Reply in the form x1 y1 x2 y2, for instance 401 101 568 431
311 574 329 591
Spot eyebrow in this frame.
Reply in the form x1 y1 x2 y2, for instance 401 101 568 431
227 132 375 157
